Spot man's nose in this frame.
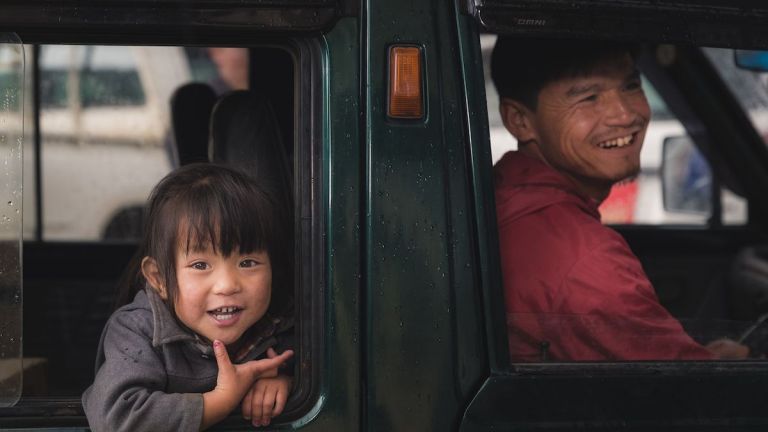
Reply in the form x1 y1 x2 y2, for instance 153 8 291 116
604 91 636 125
213 267 242 295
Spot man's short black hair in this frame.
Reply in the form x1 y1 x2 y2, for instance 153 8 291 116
491 37 641 110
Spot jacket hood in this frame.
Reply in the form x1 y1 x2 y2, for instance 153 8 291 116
493 151 600 225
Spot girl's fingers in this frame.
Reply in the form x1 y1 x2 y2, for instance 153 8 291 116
273 386 287 417
273 349 294 362
246 357 279 379
251 384 267 426
246 350 294 379
257 352 281 379
241 386 254 420
260 386 277 425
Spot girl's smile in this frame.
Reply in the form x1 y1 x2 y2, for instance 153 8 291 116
208 306 244 325
144 244 273 347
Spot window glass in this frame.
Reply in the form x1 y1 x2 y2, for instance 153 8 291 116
22 45 36 241
705 47 768 225
40 46 144 108
34 45 249 241
80 46 145 108
0 34 24 407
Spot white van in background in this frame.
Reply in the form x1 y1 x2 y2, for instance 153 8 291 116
25 46 197 241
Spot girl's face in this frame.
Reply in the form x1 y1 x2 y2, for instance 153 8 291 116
173 244 272 346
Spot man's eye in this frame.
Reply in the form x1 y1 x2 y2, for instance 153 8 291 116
579 94 598 103
625 80 642 91
240 259 259 268
191 262 209 270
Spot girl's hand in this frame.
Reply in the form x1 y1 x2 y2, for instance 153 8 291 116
254 347 282 379
241 374 293 427
200 341 293 430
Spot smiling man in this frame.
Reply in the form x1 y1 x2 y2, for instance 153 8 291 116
491 37 747 362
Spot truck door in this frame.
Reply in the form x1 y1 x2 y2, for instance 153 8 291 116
362 0 489 430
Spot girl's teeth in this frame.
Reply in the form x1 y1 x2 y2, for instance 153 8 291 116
209 306 240 320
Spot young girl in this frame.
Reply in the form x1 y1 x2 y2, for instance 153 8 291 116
83 163 295 431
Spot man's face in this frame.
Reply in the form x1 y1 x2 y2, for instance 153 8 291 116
511 54 650 200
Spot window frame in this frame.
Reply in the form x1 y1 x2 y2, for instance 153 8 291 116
466 4 768 427
458 40 768 432
483 38 768 369
0 36 324 429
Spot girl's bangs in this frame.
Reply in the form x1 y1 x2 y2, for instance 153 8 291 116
178 181 271 256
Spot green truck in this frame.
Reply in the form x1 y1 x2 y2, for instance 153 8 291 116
1 0 768 430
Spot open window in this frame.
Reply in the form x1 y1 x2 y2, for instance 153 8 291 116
0 37 324 430
467 0 768 428
479 6 768 363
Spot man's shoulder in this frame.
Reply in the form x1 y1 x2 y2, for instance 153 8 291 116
501 196 614 244
494 152 601 226
494 151 563 189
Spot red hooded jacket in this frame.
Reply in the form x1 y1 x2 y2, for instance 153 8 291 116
494 151 712 361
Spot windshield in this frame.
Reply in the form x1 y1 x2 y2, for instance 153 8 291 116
705 47 768 143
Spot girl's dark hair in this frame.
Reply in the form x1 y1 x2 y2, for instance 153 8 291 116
491 37 641 110
116 163 293 318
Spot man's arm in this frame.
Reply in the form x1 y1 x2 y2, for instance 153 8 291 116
556 235 714 361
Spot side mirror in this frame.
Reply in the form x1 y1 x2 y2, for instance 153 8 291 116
661 135 712 214
735 50 768 72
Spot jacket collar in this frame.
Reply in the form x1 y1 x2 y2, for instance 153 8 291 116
143 288 210 353
494 151 601 221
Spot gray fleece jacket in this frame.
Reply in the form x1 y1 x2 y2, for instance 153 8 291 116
82 288 293 432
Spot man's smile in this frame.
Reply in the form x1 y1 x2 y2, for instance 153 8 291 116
596 131 641 149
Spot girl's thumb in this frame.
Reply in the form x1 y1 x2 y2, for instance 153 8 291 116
213 340 231 368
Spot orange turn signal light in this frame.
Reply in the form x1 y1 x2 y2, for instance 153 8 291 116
388 46 423 119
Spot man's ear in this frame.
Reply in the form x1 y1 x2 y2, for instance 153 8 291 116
499 98 539 143
141 257 168 299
